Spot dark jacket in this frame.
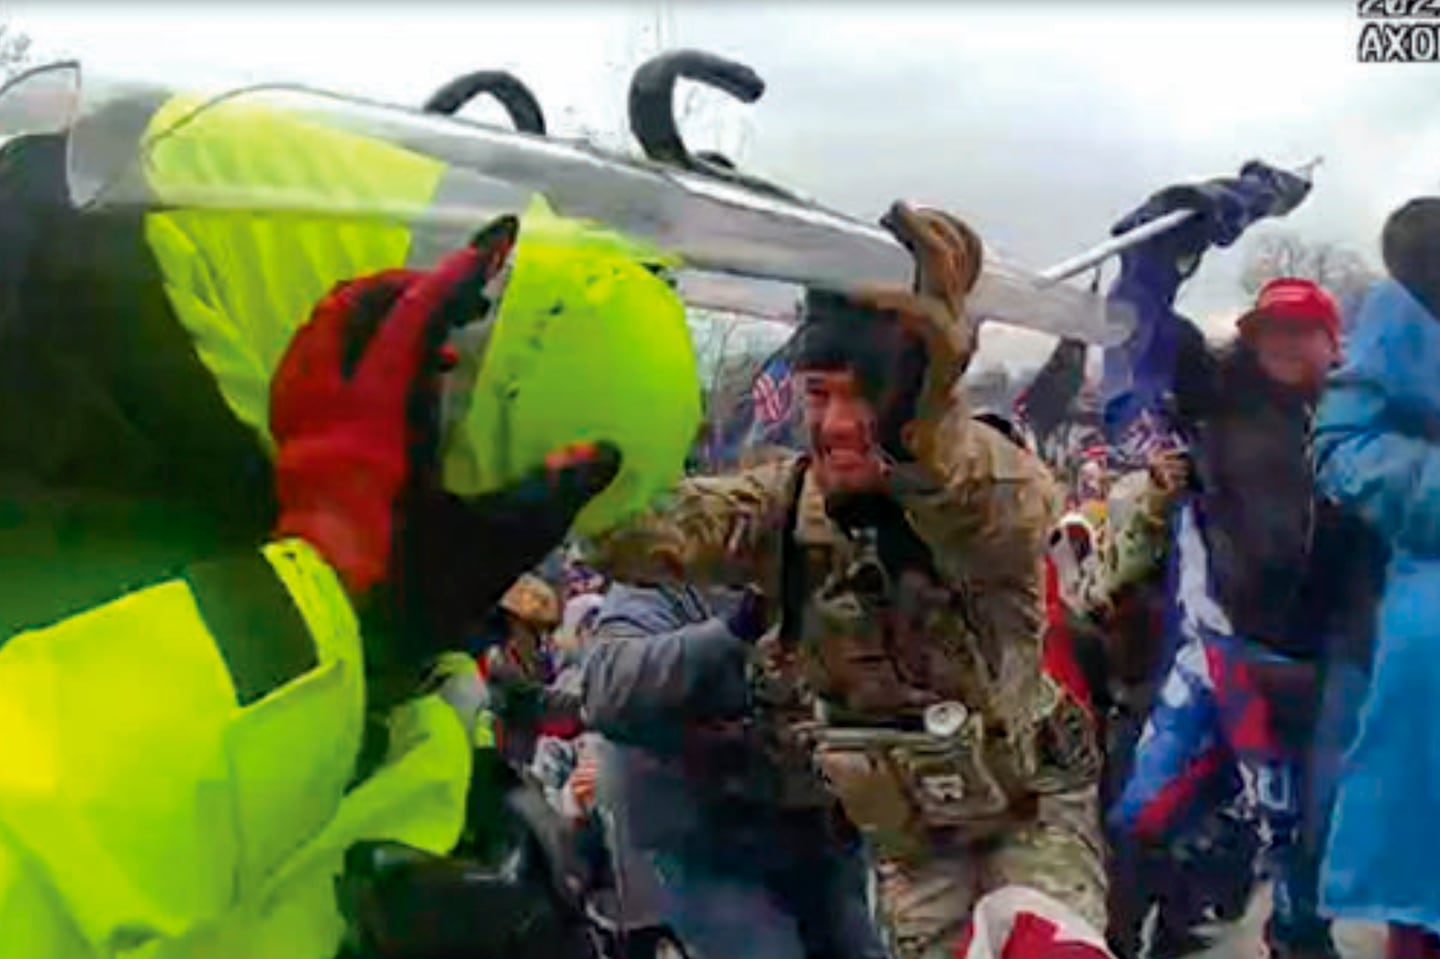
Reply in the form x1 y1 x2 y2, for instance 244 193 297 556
1098 164 1387 661
1167 330 1385 662
1171 335 1321 654
580 582 774 851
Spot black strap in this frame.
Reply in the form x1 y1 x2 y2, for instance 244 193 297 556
776 455 811 650
184 552 319 707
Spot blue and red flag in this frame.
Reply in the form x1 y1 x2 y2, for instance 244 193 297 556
697 343 804 471
751 353 793 430
1101 161 1313 470
1101 165 1313 922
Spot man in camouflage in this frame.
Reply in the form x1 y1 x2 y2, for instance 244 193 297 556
593 202 1106 959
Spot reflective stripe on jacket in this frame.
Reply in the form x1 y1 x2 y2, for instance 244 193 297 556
0 542 472 959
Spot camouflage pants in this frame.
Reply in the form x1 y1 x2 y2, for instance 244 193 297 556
872 787 1107 959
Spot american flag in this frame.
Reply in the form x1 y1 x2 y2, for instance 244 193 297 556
752 355 793 427
561 558 607 599
1111 408 1185 472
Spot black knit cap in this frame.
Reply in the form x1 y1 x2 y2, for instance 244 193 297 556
786 287 929 456
1383 197 1440 318
789 288 927 403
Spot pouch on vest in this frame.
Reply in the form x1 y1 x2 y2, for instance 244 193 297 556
811 741 930 866
811 718 1013 862
884 715 1012 830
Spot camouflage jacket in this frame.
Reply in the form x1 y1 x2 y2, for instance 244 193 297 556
593 404 1099 809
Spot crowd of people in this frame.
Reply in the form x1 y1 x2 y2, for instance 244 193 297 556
3 71 1440 959
474 172 1440 959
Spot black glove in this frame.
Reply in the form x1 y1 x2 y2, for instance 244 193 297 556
371 442 621 684
339 840 588 959
1112 182 1225 266
723 586 771 644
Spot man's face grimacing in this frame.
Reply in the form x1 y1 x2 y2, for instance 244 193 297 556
798 367 888 494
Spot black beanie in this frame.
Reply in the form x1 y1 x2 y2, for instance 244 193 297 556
789 288 927 403
1382 197 1440 318
788 289 929 455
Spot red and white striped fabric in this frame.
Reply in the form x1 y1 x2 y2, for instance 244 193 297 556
752 359 793 426
954 888 1114 959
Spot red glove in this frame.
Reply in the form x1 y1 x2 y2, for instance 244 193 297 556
271 223 515 596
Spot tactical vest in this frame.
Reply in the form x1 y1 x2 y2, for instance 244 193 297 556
768 459 1100 863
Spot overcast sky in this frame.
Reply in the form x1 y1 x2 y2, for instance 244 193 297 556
7 0 1436 367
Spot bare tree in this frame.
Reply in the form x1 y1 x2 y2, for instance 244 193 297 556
685 310 760 468
556 5 756 168
710 343 764 425
675 80 754 168
0 23 31 81
558 103 628 153
691 310 753 436
1241 230 1379 308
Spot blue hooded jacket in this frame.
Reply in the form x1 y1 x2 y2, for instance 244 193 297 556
1315 279 1440 932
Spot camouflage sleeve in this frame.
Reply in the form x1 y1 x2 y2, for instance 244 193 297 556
589 455 801 589
891 406 1063 725
1089 469 1173 615
893 404 1062 587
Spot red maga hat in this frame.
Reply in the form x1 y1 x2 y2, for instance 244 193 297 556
1237 277 1340 346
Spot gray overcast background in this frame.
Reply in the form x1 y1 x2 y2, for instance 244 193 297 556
8 0 1436 366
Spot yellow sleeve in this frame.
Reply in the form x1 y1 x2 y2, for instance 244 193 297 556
0 539 364 954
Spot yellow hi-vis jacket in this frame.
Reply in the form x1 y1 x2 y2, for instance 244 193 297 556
0 542 474 959
0 77 693 955
0 541 476 958
0 94 477 957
